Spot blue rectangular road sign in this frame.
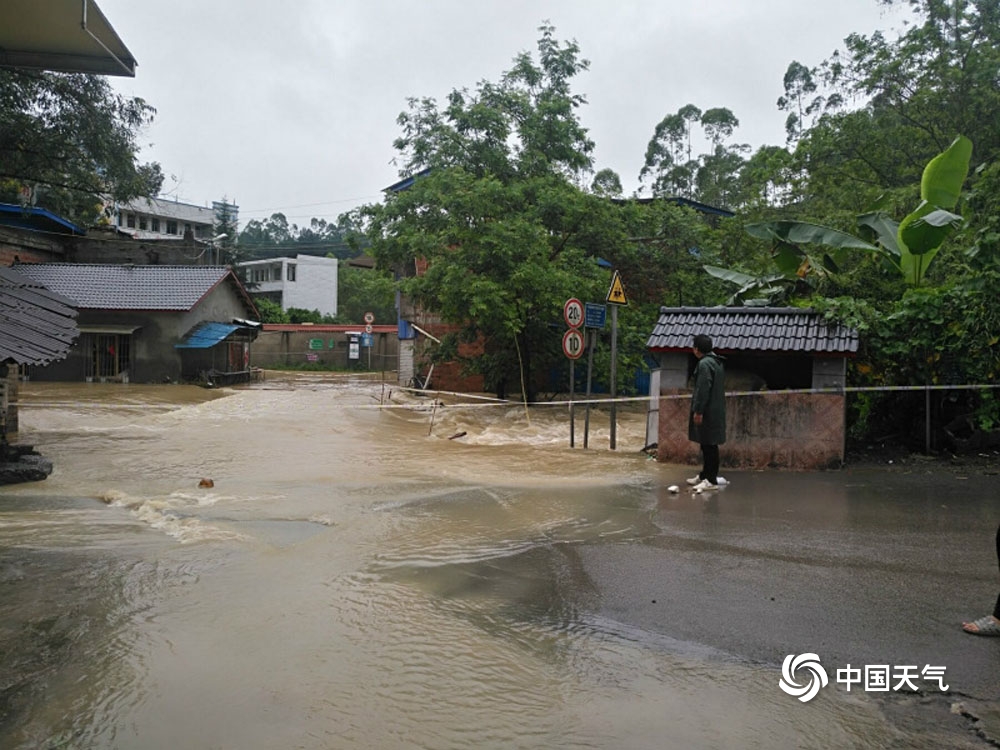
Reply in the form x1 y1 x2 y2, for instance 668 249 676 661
585 302 606 329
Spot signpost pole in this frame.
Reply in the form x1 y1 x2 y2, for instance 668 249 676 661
563 298 584 448
610 304 618 450
569 359 575 447
584 329 595 448
604 270 627 451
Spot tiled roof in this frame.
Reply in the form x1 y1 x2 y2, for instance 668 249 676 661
646 306 859 354
0 266 79 366
13 264 235 311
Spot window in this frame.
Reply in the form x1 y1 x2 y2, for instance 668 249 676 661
151 218 160 232
86 333 131 380
166 220 177 235
127 214 136 228
287 264 296 282
139 216 147 230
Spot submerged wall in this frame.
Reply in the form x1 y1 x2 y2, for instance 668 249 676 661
657 391 846 470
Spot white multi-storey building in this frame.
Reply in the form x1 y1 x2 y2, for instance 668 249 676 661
113 197 238 241
236 255 338 318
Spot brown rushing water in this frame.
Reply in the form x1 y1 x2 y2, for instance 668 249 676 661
0 373 971 749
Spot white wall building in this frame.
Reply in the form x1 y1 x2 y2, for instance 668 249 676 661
113 197 238 241
237 255 338 318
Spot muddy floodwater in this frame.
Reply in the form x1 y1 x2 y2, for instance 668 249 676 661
1 373 998 749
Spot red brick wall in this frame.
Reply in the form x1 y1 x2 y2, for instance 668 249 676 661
414 321 486 393
657 391 845 470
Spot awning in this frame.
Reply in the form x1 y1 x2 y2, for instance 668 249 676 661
175 322 241 349
78 324 140 335
0 0 137 77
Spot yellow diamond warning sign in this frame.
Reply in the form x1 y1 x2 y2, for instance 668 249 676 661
606 270 628 306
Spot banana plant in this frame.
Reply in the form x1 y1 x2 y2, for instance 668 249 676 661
724 135 972 299
703 265 791 305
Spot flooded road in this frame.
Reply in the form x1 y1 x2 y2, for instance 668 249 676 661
1 373 998 749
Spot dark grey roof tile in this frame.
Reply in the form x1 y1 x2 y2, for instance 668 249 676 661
646 306 858 354
13 264 231 311
0 266 79 365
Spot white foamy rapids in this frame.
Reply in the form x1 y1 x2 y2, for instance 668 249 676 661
97 489 251 544
422 402 648 448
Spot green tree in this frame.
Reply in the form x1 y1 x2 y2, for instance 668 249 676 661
254 298 289 323
737 145 796 210
640 105 748 208
591 168 623 197
238 210 368 261
213 198 241 268
364 25 624 400
777 61 823 144
639 105 702 197
334 265 396 325
286 308 330 324
0 70 163 226
789 0 1000 216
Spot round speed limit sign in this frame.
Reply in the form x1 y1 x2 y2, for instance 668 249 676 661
562 328 585 360
563 298 584 329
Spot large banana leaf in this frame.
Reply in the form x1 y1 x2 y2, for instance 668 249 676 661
746 220 879 251
920 135 972 209
894 135 972 284
899 205 964 256
856 211 901 259
747 220 880 282
704 265 789 305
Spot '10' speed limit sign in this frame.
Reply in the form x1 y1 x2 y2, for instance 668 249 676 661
562 328 584 359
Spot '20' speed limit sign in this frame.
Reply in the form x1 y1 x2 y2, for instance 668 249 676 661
563 298 584 329
562 328 585 360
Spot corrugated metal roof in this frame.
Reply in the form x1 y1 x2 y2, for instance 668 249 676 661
174 322 241 349
13 263 237 311
0 202 85 235
0 266 79 365
646 306 858 354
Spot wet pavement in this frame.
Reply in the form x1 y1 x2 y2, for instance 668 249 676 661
581 464 1000 744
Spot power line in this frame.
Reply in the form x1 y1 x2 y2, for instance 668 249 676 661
238 194 383 216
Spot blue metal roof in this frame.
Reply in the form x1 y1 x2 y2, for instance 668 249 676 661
0 202 85 235
384 167 434 193
175 322 240 349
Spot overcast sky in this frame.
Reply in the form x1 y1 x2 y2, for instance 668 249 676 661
99 0 912 229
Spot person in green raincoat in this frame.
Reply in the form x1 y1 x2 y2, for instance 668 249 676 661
687 334 726 491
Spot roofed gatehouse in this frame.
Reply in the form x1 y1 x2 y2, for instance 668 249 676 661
646 306 859 470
